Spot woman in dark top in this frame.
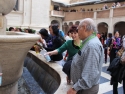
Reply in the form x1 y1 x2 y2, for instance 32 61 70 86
109 31 121 63
109 31 121 94
46 25 81 84
45 24 63 61
39 28 52 48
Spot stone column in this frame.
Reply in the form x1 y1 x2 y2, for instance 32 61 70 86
30 0 51 30
18 0 24 12
21 0 31 28
108 8 114 33
93 11 97 25
0 15 6 35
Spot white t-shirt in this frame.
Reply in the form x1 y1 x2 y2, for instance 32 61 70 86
65 36 72 41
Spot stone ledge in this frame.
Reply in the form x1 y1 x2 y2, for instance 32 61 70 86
27 51 72 94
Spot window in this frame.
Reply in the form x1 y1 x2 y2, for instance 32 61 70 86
54 5 59 11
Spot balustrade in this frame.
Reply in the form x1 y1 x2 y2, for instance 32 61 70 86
50 6 125 21
97 10 110 18
113 7 125 17
64 12 94 21
51 10 65 17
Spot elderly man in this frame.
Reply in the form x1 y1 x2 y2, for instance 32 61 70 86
67 18 104 94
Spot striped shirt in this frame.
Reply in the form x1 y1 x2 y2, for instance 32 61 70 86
71 35 104 92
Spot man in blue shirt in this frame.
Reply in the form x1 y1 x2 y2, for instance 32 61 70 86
57 25 65 39
59 30 65 38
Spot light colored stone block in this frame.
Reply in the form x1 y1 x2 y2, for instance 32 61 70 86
0 16 6 35
0 0 16 15
0 16 3 28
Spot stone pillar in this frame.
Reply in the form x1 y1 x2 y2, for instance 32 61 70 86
94 11 97 20
108 9 114 34
93 11 97 25
0 15 6 35
30 0 50 30
21 0 31 28
18 0 24 12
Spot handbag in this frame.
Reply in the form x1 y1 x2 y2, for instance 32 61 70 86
121 51 125 65
117 47 124 57
107 57 125 83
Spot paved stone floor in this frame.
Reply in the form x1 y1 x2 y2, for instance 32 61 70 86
98 62 123 94
18 76 30 94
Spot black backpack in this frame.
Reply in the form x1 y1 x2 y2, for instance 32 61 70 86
59 35 66 44
106 38 112 47
107 57 125 83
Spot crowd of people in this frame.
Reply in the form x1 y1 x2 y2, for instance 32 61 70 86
10 18 125 94
55 2 125 13
35 18 125 94
102 2 125 10
8 18 125 94
33 18 103 94
97 30 125 94
8 27 36 33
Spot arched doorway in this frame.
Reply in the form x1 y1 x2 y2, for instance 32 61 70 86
114 21 125 37
63 22 69 34
75 21 80 26
69 22 73 26
98 22 108 39
69 22 73 30
51 20 60 26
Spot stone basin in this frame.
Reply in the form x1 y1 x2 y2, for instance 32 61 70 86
0 0 16 15
0 31 40 94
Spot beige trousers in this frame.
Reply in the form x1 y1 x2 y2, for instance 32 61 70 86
77 84 99 94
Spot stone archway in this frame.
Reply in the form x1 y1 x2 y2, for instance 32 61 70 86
75 21 80 26
114 21 125 37
68 22 73 30
97 22 108 38
69 22 73 26
63 22 69 34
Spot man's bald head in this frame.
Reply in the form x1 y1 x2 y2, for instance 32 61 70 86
79 18 97 33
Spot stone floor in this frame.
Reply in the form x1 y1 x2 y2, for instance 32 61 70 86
98 62 123 94
18 76 30 94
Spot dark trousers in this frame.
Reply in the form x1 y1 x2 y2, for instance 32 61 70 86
110 48 118 64
113 82 118 94
123 77 125 94
110 48 119 94
105 48 107 63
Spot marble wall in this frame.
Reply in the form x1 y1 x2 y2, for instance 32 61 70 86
6 0 51 31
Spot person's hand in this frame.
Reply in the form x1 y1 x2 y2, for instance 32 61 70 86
44 52 53 56
112 38 115 42
39 38 44 44
67 88 77 94
64 57 67 61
